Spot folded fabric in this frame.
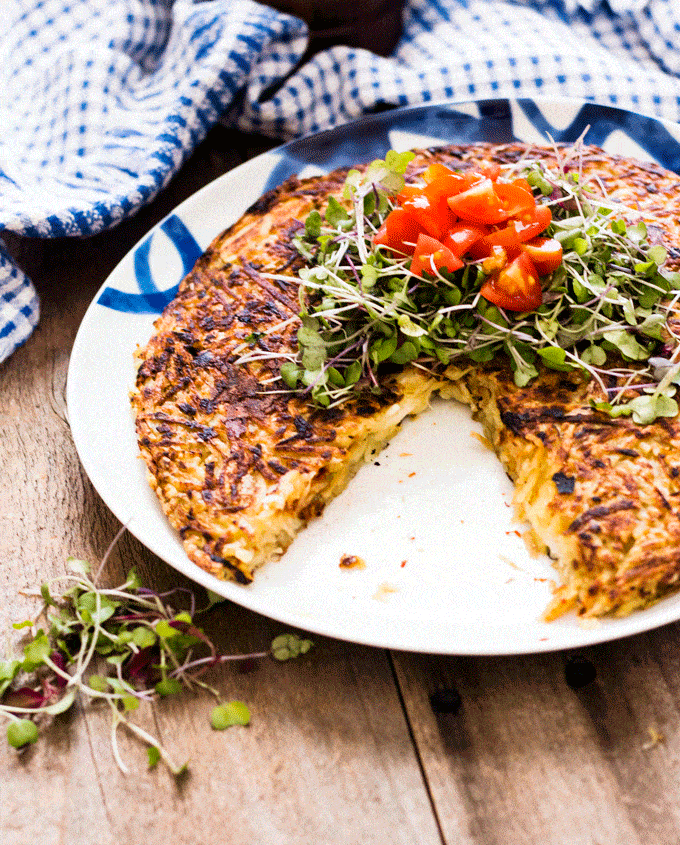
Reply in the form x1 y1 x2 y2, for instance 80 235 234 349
2 0 680 363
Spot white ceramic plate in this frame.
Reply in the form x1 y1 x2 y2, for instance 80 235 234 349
67 97 680 655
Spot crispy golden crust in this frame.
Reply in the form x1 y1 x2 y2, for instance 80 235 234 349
132 142 680 617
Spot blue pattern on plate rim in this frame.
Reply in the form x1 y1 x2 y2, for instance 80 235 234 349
97 215 202 314
97 98 680 315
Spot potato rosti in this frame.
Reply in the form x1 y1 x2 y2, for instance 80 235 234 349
132 142 680 617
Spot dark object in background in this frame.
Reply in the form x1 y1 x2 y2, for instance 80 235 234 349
430 687 463 715
564 654 597 689
264 0 405 56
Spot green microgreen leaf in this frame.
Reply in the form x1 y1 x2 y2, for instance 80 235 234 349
511 356 539 387
7 719 39 749
581 344 607 366
537 346 571 371
40 583 55 607
125 569 143 591
77 592 118 625
87 674 108 692
22 632 50 670
155 677 183 697
626 222 647 243
601 330 650 361
280 361 301 389
66 557 91 576
270 633 313 661
154 619 179 640
397 313 427 338
130 626 157 649
304 210 322 239
210 701 251 730
344 360 363 385
325 196 350 228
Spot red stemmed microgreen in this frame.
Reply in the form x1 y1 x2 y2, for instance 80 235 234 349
1 530 312 775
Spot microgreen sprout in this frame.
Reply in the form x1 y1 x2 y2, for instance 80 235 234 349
1 529 312 775
255 144 680 422
210 701 251 730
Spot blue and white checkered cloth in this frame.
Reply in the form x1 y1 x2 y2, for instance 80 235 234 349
3 0 680 362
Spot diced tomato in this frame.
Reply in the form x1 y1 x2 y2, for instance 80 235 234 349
426 172 480 202
481 246 511 275
467 226 521 258
512 177 534 195
467 203 553 259
410 233 464 277
424 168 484 200
396 184 425 204
399 172 482 239
511 203 552 242
441 222 489 258
401 192 454 240
480 252 543 312
424 161 499 185
477 161 501 181
520 237 563 276
422 162 456 184
494 182 535 218
373 207 425 256
377 172 552 273
446 179 510 224
400 193 444 239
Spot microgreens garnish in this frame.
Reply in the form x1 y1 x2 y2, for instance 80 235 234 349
1 529 312 775
250 144 680 423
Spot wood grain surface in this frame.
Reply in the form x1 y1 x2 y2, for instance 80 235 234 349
3 125 680 845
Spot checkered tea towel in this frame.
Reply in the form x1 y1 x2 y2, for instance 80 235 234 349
2 0 680 362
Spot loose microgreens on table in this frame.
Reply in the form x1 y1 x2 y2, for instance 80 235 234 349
1 528 312 775
254 146 680 424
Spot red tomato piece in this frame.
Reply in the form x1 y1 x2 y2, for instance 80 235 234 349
494 182 536 218
441 222 489 258
401 191 455 240
512 177 534 195
480 252 543 312
373 207 426 256
446 179 510 225
397 173 477 239
410 233 464 277
520 237 563 276
512 204 552 241
396 184 425 204
422 162 456 184
400 193 443 238
426 172 480 201
467 203 553 258
477 161 501 181
467 226 521 257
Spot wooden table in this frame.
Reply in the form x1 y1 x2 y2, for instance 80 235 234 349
3 124 680 845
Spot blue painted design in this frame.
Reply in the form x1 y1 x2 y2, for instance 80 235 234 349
132 238 155 295
515 99 680 172
97 283 180 314
261 123 394 195
98 213 201 313
159 216 203 275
